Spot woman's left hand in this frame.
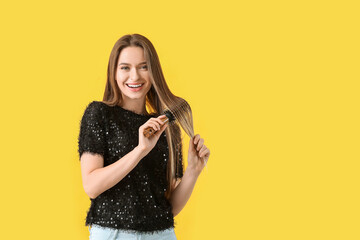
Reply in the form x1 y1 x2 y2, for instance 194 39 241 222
187 134 210 175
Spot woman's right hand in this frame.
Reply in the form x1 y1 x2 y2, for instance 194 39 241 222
138 115 168 154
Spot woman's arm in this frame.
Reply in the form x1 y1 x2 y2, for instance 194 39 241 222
81 146 149 199
170 134 210 216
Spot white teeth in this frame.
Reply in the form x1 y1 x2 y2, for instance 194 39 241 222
127 84 143 88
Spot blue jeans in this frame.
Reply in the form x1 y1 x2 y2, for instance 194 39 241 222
89 224 177 240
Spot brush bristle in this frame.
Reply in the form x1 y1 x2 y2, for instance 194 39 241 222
164 110 176 122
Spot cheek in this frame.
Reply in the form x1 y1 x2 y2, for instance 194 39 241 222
116 79 125 91
115 73 126 84
145 81 152 90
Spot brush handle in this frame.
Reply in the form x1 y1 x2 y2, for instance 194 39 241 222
143 116 170 138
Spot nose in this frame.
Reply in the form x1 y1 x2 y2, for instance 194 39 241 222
129 67 140 81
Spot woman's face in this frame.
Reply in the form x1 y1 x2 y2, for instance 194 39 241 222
115 46 152 104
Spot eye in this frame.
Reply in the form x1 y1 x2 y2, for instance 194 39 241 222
141 65 148 69
120 66 129 70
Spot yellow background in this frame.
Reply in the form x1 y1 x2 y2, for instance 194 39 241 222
1 0 359 239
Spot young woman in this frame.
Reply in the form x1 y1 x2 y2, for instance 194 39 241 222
78 33 210 240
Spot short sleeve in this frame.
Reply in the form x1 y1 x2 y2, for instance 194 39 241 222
78 101 106 160
175 142 184 179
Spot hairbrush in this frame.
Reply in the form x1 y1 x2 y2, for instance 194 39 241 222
143 98 193 138
143 110 175 138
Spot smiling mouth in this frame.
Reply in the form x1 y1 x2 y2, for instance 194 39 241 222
126 83 144 88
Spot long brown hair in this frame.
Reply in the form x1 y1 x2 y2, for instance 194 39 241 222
101 33 194 199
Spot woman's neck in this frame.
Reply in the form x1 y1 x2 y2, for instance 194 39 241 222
119 100 147 115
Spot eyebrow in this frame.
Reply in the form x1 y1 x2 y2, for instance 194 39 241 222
118 61 147 66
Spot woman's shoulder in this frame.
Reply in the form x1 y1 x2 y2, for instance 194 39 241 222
87 100 104 107
82 100 109 121
90 100 122 111
85 100 110 111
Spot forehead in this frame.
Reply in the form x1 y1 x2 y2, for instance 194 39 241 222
118 47 146 63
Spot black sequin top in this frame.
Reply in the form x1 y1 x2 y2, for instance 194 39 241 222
77 101 184 233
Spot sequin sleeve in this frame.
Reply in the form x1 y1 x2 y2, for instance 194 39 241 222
78 101 106 160
175 142 184 179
